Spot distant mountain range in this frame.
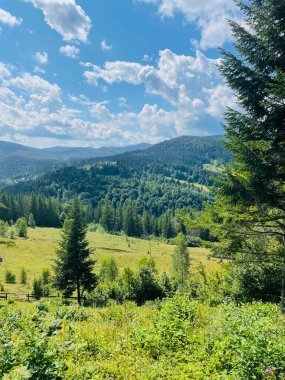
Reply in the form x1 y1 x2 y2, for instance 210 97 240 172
0 141 151 180
4 135 232 213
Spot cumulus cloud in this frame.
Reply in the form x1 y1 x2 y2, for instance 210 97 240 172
59 44 80 58
83 61 153 86
26 0 92 43
0 8 22 27
136 0 240 49
0 62 204 148
83 49 234 119
0 48 235 147
101 39 113 51
34 51 48 65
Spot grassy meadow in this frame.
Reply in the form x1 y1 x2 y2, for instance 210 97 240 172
0 227 220 293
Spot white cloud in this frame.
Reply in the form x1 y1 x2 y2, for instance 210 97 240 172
34 51 48 65
59 44 80 58
83 49 234 120
84 61 153 86
136 0 240 49
34 65 46 74
0 48 235 147
101 39 113 51
0 8 22 27
118 97 128 108
0 63 12 80
203 84 236 117
26 0 92 43
143 54 152 62
0 63 194 147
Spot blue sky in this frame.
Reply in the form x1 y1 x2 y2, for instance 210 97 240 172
0 0 240 148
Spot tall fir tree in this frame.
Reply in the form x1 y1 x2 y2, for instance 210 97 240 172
216 0 285 311
54 197 96 305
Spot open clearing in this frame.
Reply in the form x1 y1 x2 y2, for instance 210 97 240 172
0 227 220 292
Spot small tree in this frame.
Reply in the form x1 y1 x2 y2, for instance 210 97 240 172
9 228 15 240
32 278 43 300
20 268 27 285
5 270 16 284
54 197 97 305
0 220 8 238
99 257 119 282
135 257 163 305
28 213 36 228
172 233 190 289
15 217 28 238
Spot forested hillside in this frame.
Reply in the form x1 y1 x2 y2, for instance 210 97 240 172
0 141 150 180
4 136 230 216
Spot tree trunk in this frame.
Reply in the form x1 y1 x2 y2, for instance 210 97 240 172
281 236 285 314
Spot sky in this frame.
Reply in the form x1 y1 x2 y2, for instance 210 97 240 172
0 0 240 148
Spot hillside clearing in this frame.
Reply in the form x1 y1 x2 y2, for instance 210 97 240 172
0 227 220 293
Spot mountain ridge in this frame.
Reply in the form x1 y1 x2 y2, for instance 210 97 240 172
0 140 151 180
3 135 231 215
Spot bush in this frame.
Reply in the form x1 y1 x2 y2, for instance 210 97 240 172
20 268 27 285
32 279 43 299
5 270 16 284
0 221 8 238
15 218 28 238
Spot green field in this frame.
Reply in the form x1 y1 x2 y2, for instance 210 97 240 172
0 227 219 293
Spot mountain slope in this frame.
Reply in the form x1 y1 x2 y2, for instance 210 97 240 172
43 143 151 160
4 136 231 214
0 141 151 180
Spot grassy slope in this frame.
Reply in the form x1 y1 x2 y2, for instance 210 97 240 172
0 227 220 293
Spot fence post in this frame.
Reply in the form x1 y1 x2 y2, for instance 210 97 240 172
27 293 29 301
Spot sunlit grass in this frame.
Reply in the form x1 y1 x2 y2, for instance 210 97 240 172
0 227 220 292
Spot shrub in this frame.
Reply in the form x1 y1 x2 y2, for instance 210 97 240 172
15 218 28 238
20 268 27 285
5 270 16 284
32 279 43 299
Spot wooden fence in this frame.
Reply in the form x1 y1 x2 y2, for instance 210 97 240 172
0 292 83 302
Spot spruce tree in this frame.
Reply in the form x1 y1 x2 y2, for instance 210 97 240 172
28 213 35 228
100 200 115 233
172 233 190 289
54 197 96 305
123 201 142 237
217 0 285 310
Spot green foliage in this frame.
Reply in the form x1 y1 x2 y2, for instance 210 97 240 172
135 258 164 305
32 278 44 300
215 0 285 309
28 213 35 228
227 259 282 304
123 200 142 237
4 137 230 226
132 295 201 358
54 197 97 304
15 217 28 238
172 233 190 289
0 220 8 238
0 192 61 228
99 257 119 282
20 268 27 285
5 270 16 284
1 299 285 379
